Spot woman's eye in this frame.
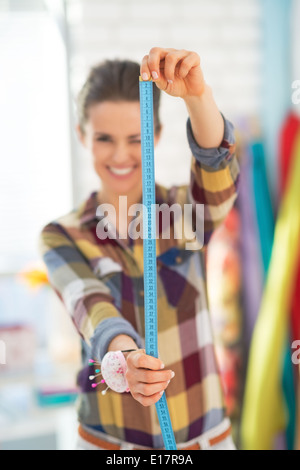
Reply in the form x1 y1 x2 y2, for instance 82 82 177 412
96 136 111 142
130 140 141 144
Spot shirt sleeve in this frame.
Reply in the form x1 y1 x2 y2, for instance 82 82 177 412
39 222 143 360
182 114 239 247
186 113 236 169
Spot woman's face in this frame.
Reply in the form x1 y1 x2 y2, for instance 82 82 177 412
78 100 160 201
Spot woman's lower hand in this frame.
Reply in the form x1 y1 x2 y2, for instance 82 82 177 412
140 47 205 99
125 349 175 407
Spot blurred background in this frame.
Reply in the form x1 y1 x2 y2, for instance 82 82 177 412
0 0 299 450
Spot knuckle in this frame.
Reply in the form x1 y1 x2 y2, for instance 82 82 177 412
191 51 200 63
149 46 160 55
140 383 149 395
138 355 147 368
179 64 189 77
165 53 176 64
180 61 189 71
140 397 151 407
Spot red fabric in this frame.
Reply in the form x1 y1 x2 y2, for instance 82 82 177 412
278 111 300 365
279 112 300 195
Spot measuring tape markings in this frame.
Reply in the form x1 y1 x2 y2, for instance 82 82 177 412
139 77 177 451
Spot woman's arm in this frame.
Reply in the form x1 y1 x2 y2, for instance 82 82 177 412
39 222 143 360
141 47 239 247
143 47 224 148
184 85 224 149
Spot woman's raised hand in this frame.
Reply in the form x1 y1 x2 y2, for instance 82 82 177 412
140 47 206 99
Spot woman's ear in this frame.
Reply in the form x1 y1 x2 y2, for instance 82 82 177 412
76 123 86 147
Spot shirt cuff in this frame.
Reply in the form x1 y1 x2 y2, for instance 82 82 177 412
186 114 235 169
91 317 144 361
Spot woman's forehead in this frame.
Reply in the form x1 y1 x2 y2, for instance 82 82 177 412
88 101 141 134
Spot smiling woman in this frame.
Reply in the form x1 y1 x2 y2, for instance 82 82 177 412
75 60 162 231
39 47 239 450
77 101 158 211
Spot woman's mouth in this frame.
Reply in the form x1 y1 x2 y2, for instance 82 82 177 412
107 166 138 177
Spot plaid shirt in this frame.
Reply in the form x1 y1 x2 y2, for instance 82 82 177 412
39 117 239 448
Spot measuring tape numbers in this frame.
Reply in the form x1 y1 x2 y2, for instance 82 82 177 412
139 77 177 451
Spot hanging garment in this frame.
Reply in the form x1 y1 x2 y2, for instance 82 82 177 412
297 376 300 450
278 112 300 449
240 130 300 450
237 142 264 355
279 112 300 196
251 140 275 276
278 113 300 347
207 207 243 444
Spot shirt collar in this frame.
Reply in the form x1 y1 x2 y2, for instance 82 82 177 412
78 191 99 226
78 184 165 227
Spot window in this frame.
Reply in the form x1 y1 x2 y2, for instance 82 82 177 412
0 4 72 273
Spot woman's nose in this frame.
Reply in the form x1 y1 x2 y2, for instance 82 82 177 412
112 142 129 162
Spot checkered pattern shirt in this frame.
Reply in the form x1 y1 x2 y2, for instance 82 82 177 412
39 116 239 448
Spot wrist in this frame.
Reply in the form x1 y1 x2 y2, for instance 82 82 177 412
183 83 212 107
108 334 138 353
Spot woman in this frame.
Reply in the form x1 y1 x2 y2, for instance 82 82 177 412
39 47 239 450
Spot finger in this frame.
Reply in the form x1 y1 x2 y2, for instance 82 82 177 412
137 368 175 384
176 52 200 79
132 390 165 407
147 47 174 81
128 350 164 371
140 54 151 81
164 49 189 82
136 380 170 397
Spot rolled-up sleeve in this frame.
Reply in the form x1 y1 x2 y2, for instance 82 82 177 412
39 222 143 360
166 115 239 249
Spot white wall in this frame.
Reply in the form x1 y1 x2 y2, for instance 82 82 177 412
65 0 263 206
0 10 72 272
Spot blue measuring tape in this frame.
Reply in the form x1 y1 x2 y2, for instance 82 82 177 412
139 77 177 451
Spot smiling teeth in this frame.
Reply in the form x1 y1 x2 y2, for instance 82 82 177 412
109 167 134 175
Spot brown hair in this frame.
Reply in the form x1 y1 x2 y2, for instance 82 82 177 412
77 59 162 135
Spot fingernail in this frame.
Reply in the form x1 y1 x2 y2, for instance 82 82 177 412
167 79 173 84
142 72 148 81
171 371 175 378
160 363 165 369
152 71 159 80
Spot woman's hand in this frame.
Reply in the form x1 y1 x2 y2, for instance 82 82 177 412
140 47 205 99
125 349 175 407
